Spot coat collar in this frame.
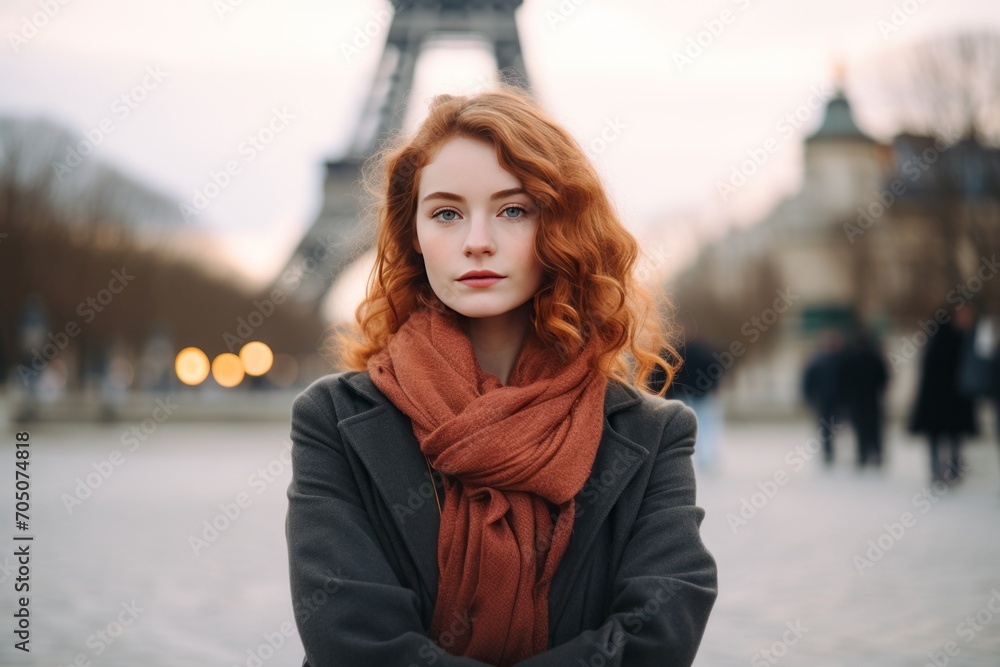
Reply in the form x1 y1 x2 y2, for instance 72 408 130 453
335 370 649 631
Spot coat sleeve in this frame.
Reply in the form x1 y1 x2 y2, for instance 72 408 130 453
286 389 495 667
511 403 718 667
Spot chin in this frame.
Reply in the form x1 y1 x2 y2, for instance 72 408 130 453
447 296 533 321
450 303 511 319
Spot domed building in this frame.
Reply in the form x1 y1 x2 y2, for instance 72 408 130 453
670 83 1000 418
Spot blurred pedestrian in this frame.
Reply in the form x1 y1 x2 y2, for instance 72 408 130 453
965 313 1000 480
838 327 888 468
17 294 49 420
990 319 1000 479
649 314 723 473
908 305 979 483
802 329 845 465
958 306 995 400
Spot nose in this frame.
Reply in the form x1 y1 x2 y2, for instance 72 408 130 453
462 215 495 257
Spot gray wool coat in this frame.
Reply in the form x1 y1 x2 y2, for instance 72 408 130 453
285 369 718 667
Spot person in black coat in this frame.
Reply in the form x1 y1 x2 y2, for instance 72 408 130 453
992 324 1000 480
908 306 978 483
659 339 720 401
287 371 718 666
801 330 846 465
647 315 723 472
838 328 889 468
285 85 718 666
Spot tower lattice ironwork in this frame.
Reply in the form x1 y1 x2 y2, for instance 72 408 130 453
276 0 530 313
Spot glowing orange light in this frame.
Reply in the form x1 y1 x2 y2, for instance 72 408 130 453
175 347 210 386
212 353 245 388
239 341 274 376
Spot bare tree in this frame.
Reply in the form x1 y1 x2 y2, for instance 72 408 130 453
668 250 785 365
0 115 328 388
863 31 1000 314
868 30 1000 145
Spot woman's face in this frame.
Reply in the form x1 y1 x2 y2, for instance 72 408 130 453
413 135 545 321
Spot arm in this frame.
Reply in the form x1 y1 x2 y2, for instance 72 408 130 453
512 404 718 667
286 390 494 667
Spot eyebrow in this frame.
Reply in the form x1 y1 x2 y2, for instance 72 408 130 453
420 188 528 204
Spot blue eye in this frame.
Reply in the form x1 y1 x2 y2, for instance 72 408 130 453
503 206 526 219
434 209 458 222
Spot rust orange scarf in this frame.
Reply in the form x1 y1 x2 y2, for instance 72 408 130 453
367 304 608 665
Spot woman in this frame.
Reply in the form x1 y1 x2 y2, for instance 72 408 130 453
285 86 718 667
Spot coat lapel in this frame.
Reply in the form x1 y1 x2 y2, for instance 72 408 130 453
336 371 443 598
546 380 649 630
336 370 649 629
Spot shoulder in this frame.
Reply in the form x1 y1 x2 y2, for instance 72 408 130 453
609 379 698 453
290 369 372 427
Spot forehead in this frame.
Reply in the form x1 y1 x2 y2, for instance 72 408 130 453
417 135 522 196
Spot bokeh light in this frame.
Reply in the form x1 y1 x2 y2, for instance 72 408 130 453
239 341 274 376
174 347 210 386
211 352 245 388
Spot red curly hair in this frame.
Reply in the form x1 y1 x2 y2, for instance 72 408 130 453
328 84 680 397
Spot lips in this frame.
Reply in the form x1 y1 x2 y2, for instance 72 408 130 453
458 272 505 288
459 271 504 280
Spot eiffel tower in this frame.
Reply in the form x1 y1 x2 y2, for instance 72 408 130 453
277 0 530 313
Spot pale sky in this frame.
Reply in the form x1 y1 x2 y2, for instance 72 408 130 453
3 0 999 318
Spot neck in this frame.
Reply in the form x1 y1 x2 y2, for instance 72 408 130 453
460 303 532 386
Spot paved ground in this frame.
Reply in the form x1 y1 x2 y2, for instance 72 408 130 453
693 419 1000 667
0 415 997 666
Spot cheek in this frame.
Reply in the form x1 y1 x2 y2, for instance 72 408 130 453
420 243 448 277
517 235 542 276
